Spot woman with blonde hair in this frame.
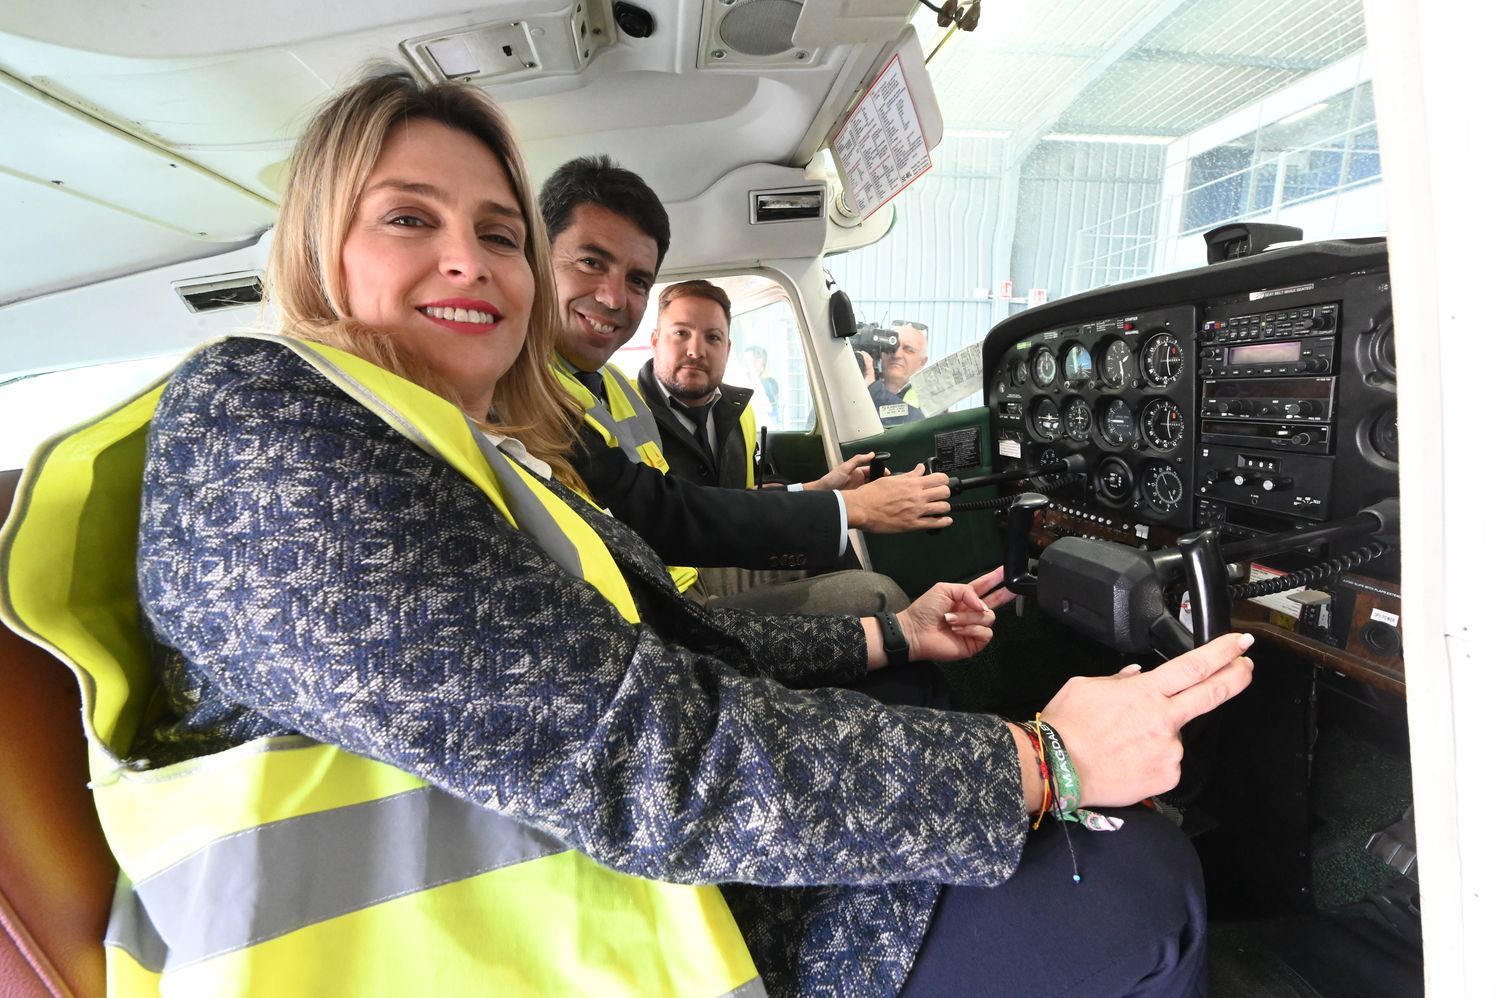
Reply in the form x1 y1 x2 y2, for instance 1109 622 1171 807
116 72 1251 995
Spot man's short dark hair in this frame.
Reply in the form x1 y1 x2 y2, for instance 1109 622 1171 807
540 155 671 270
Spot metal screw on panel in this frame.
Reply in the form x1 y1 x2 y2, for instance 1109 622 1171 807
712 49 726 59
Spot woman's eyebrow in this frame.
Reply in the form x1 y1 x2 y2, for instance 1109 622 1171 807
366 179 525 220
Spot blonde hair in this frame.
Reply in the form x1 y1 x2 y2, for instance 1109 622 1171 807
267 71 584 489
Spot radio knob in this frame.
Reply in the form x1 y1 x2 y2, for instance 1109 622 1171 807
1301 357 1331 374
1231 472 1251 487
1285 401 1317 417
1291 432 1312 446
1260 476 1294 492
1226 400 1246 415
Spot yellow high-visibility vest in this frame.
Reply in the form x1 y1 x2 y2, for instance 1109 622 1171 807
0 333 760 997
554 358 700 593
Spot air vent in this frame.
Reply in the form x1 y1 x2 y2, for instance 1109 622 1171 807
750 186 824 224
173 272 264 313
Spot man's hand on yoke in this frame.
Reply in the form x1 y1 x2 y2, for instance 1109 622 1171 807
842 464 952 533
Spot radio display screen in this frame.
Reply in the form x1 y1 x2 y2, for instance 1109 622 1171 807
1228 341 1302 365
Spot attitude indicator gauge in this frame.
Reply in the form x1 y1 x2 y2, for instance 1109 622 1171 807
1063 343 1094 385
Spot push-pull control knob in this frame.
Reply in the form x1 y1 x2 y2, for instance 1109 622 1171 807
1284 400 1318 417
1259 476 1294 492
1299 357 1331 374
1231 471 1252 487
1201 468 1230 489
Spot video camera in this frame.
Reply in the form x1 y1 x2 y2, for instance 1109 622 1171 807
851 322 899 380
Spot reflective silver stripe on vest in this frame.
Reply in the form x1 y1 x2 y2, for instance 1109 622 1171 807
467 422 585 579
720 976 769 998
104 786 570 973
584 366 665 464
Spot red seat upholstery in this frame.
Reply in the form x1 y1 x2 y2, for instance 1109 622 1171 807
0 468 114 998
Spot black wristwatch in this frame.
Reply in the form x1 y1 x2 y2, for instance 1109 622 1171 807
877 611 909 668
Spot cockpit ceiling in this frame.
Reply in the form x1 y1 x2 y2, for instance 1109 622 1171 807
1 0 1369 309
0 0 888 306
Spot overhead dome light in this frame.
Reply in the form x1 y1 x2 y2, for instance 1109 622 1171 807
402 3 617 84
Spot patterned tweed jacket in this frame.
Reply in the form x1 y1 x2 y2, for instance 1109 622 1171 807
134 339 1030 996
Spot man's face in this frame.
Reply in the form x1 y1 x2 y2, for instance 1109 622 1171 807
652 295 730 403
551 203 659 371
884 323 929 389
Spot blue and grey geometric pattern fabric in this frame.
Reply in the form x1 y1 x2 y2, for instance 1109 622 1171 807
134 339 1030 996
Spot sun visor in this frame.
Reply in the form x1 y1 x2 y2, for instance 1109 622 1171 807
825 27 943 222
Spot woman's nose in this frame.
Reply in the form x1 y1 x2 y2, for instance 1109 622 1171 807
440 233 488 285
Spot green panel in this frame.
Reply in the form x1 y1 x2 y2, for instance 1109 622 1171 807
760 429 827 485
843 407 1006 598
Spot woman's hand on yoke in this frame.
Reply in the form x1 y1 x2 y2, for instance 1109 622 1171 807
874 565 1017 666
1041 632 1256 807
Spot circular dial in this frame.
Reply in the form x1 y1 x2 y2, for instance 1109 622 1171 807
1099 398 1136 447
1031 398 1061 441
1009 357 1030 388
1094 456 1134 504
1142 332 1184 387
1031 348 1058 388
1063 343 1094 384
1140 462 1185 514
1141 398 1185 451
1098 339 1133 388
1063 397 1092 441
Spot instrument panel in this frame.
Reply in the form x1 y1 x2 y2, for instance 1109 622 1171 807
985 240 1398 553
992 306 1198 528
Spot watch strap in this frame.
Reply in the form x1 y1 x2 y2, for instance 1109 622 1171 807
877 611 909 669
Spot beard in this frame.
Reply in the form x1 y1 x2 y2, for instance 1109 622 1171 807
664 373 716 401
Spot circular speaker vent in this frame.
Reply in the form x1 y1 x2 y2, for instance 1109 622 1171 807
720 0 803 56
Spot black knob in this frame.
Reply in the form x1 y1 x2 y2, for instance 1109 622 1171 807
1226 400 1246 415
1291 432 1312 446
1302 357 1330 373
1284 401 1316 417
868 451 891 480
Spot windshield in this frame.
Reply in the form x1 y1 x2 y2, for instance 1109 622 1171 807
827 0 1378 415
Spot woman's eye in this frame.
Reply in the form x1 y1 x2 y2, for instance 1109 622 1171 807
387 214 427 228
482 232 521 249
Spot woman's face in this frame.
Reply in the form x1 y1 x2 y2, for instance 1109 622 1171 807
341 118 535 418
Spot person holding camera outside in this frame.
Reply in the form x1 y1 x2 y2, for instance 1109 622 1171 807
862 320 930 426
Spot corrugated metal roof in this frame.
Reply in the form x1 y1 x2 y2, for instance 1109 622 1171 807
927 0 1365 139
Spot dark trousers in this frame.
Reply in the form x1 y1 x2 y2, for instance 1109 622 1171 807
902 804 1208 997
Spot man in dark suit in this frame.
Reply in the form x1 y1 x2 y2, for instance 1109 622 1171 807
636 280 757 490
639 279 893 602
540 156 944 612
